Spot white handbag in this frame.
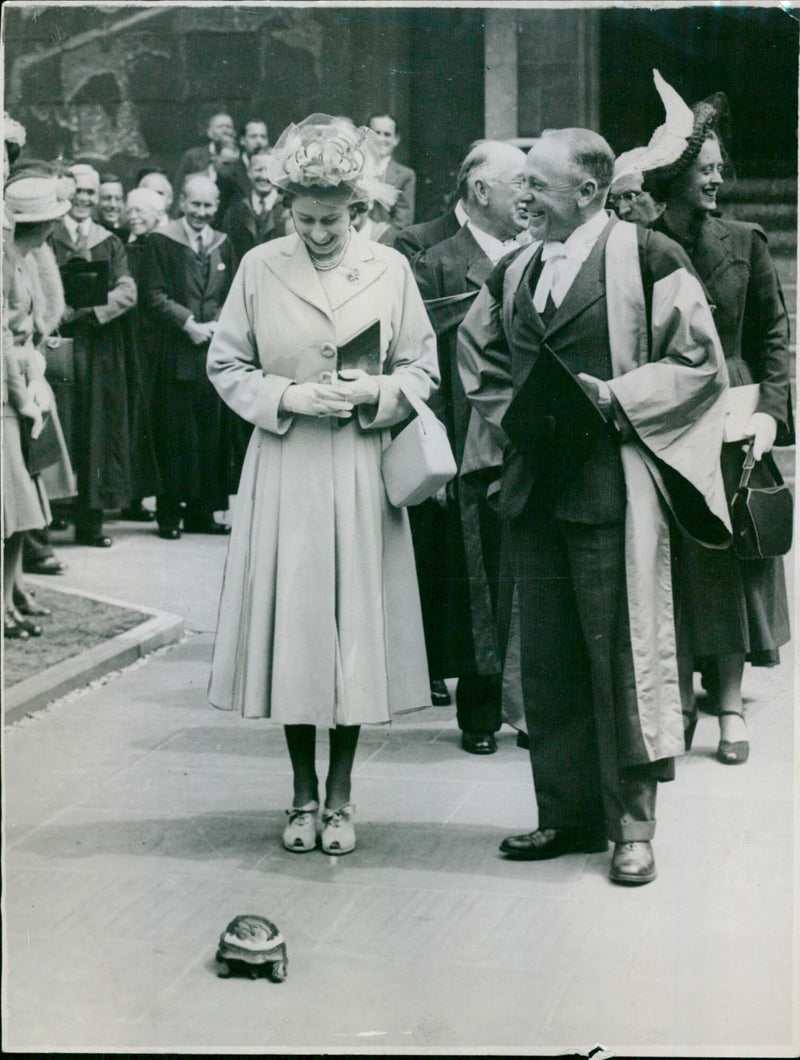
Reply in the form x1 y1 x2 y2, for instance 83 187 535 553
381 386 457 507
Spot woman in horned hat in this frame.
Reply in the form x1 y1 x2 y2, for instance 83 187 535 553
641 72 793 766
206 116 439 855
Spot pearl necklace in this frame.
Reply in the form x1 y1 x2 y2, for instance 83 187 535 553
308 234 350 272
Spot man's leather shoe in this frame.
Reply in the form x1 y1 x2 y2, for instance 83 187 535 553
75 532 112 547
609 840 656 885
461 731 497 755
499 827 607 861
430 679 451 706
158 528 182 540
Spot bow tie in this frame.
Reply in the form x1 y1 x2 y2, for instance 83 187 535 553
540 240 580 262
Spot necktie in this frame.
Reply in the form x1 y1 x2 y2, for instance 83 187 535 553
74 221 90 253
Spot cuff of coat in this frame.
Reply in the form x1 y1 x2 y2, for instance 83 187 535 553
258 374 295 435
357 377 410 430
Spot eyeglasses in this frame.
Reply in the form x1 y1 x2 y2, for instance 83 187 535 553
490 177 528 190
608 190 643 207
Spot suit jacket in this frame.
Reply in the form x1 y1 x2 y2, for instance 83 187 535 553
395 207 461 263
414 224 497 469
370 158 416 230
654 214 794 445
221 196 286 266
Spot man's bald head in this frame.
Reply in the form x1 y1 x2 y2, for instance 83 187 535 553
180 174 220 231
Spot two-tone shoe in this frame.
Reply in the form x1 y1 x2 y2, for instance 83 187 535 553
499 826 607 861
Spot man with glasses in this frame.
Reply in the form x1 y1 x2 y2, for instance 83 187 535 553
458 128 730 885
607 147 665 225
410 141 534 755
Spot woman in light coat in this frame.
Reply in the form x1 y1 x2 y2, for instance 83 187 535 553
207 115 439 855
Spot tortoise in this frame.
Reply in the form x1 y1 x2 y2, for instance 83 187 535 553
215 914 288 981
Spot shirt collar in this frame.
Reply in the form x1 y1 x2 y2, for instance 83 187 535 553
63 214 90 239
454 199 469 227
466 220 523 265
546 209 608 259
181 216 210 247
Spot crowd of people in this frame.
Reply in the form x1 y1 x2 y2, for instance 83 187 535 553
2 73 792 884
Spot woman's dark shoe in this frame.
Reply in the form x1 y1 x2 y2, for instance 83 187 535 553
683 704 699 751
9 608 43 636
74 531 113 548
430 679 451 706
609 841 657 885
23 554 67 575
49 516 70 531
717 711 749 764
13 587 51 616
499 826 607 861
158 528 182 540
4 612 30 639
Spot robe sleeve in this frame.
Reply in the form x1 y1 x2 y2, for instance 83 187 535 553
456 282 514 451
608 232 728 467
140 237 193 331
206 254 294 436
93 236 136 326
357 253 439 430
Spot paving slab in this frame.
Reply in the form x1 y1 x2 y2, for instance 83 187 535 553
2 527 797 1055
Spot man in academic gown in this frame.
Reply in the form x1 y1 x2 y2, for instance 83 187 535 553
50 163 154 546
140 174 238 539
458 128 731 885
411 141 532 755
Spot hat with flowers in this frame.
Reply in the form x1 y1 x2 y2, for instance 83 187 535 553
267 114 398 209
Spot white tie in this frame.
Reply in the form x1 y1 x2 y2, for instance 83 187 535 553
533 241 575 313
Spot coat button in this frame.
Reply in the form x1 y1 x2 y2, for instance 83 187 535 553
320 342 336 358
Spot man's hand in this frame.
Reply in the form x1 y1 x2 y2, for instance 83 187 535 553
62 306 93 325
577 372 613 415
744 412 777 461
184 318 216 345
334 368 380 407
279 382 355 419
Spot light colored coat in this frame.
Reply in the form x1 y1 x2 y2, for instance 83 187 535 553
206 230 439 726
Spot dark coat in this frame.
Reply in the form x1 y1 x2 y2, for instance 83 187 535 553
655 213 793 662
370 158 416 230
394 207 461 262
220 195 286 267
140 221 239 505
50 221 158 509
410 224 502 679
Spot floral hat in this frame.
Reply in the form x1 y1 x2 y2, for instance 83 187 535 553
639 70 729 199
267 114 398 209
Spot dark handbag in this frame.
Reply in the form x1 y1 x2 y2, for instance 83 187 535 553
729 440 793 559
23 412 62 475
42 336 74 386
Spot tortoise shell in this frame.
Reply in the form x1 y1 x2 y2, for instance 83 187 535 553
217 914 285 965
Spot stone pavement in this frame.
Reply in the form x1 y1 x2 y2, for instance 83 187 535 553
2 519 797 1055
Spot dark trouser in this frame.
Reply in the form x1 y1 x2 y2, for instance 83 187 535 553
157 495 215 532
75 506 104 538
509 511 661 843
456 672 502 735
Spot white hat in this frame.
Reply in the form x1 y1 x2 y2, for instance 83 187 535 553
4 173 71 222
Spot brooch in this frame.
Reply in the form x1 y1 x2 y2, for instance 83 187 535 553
343 267 359 283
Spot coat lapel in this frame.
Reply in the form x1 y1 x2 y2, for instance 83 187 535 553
264 235 332 321
543 216 614 340
689 216 733 288
318 229 387 313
